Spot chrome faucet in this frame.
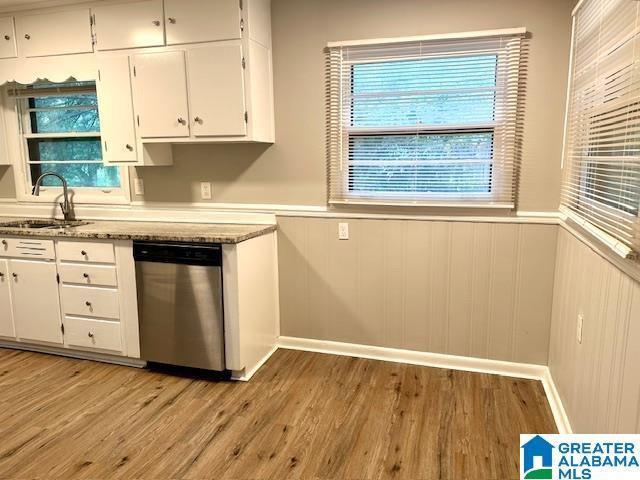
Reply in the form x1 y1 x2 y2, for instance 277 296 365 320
32 172 74 222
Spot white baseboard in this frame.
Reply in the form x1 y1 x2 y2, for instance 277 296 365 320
277 336 572 434
231 345 278 382
541 368 573 434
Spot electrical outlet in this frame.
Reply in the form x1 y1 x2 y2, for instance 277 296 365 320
133 178 144 196
577 314 584 344
200 182 212 200
338 222 349 240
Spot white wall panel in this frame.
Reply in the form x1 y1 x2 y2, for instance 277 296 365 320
549 227 640 433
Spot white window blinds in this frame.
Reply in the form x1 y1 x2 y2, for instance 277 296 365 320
562 0 640 258
326 30 527 207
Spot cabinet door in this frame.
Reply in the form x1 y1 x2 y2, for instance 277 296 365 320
0 17 17 59
15 9 92 58
131 51 190 138
93 0 164 51
10 260 62 345
187 44 246 137
0 260 14 339
97 56 138 164
165 0 241 45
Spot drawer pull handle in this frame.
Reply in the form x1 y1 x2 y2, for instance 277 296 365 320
168 17 176 24
4 35 9 41
85 301 92 307
88 332 94 338
126 144 134 151
0 272 4 277
24 34 30 40
83 273 89 279
2 240 7 246
152 20 161 26
81 250 87 256
12 273 17 279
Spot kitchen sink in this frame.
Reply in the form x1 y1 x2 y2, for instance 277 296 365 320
0 219 92 230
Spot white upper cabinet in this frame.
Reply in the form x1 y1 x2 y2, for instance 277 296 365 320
0 17 17 59
9 259 63 345
131 51 190 138
187 43 246 137
96 56 138 164
15 9 92 57
93 0 165 51
165 0 242 45
0 259 14 339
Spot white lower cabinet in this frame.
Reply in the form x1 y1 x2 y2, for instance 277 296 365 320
9 259 63 345
61 285 120 320
0 237 139 360
0 259 14 338
64 317 122 353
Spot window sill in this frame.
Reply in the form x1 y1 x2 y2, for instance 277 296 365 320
329 199 515 209
559 218 640 284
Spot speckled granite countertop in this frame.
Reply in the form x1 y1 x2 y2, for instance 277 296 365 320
0 218 277 244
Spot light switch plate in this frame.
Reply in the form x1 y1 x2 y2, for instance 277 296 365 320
133 178 144 196
200 182 212 200
338 222 349 240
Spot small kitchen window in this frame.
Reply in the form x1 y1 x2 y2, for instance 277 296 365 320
326 30 527 208
11 81 128 203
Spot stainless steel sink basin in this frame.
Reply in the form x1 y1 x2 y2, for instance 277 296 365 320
0 219 91 230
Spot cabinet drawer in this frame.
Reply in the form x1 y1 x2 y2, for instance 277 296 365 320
59 264 117 287
64 317 122 353
0 237 55 260
57 240 115 264
62 285 119 319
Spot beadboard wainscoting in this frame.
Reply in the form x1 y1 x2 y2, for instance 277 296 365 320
277 217 558 365
549 227 640 433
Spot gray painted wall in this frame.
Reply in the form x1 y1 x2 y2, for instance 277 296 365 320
0 0 574 214
278 217 558 365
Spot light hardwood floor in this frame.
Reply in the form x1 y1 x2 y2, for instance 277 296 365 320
0 347 556 479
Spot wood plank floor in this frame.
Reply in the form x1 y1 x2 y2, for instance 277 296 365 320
0 347 556 479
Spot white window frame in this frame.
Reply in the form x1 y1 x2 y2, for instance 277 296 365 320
3 86 130 206
326 28 526 209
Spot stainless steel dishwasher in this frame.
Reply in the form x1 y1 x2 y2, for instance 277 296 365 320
134 241 226 372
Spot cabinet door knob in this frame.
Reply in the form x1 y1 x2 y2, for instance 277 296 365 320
83 273 89 279
0 272 4 278
81 250 87 256
168 17 176 24
152 20 161 26
24 34 30 39
194 116 203 124
88 332 94 338
177 117 186 125
1 239 6 246
125 144 134 151
85 301 92 307
4 35 9 41
12 273 17 278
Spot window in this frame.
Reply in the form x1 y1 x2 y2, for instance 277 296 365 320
12 81 126 201
326 30 526 207
562 0 640 258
